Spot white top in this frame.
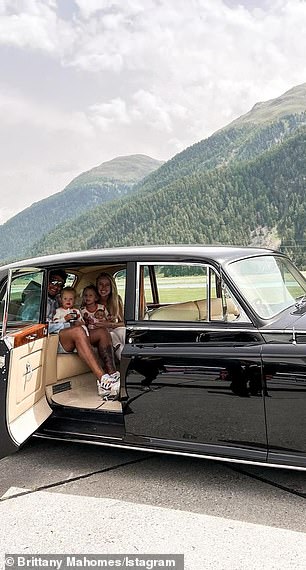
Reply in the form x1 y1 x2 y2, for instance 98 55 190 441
53 307 83 323
80 303 109 325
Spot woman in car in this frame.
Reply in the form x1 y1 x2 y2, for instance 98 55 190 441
89 272 125 360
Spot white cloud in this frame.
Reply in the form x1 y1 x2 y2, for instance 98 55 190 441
0 0 306 223
88 97 130 129
65 0 306 145
0 89 94 136
0 0 75 54
74 0 145 21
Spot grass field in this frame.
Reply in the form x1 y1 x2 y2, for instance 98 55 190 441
117 275 207 304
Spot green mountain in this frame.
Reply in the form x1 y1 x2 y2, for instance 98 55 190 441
0 154 163 263
229 82 306 126
30 83 306 266
134 84 306 195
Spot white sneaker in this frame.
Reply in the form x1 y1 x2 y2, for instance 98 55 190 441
97 372 120 400
97 374 111 397
107 372 120 399
110 371 120 384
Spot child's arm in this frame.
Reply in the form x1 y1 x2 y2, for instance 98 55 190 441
76 310 85 323
53 308 65 323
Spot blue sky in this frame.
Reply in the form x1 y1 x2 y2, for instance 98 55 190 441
0 0 306 223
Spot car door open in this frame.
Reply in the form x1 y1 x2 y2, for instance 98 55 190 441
0 267 52 459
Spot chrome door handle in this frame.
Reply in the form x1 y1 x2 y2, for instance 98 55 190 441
127 330 147 343
196 332 210 343
24 362 33 388
26 334 38 341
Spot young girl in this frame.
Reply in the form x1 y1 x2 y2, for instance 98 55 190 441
80 285 109 328
53 286 83 324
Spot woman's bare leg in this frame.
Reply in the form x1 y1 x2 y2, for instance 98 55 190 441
89 328 116 374
59 327 104 379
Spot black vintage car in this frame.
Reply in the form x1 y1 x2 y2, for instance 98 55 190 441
0 245 306 470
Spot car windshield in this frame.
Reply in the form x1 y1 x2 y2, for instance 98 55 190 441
227 254 306 319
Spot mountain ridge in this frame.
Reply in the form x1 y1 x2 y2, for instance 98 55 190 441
228 82 306 127
0 154 163 263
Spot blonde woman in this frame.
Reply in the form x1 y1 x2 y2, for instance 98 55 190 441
91 272 125 359
96 272 124 322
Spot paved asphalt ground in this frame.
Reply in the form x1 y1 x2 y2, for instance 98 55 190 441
0 438 305 569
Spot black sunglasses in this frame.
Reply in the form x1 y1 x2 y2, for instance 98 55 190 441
50 280 64 288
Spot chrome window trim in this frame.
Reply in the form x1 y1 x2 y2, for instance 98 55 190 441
128 324 306 335
1 266 45 338
128 324 258 333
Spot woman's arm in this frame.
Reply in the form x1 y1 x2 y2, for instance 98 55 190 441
89 320 124 330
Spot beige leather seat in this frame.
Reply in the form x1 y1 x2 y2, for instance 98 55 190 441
45 334 90 386
149 298 239 321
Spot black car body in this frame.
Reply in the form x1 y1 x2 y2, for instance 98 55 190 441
0 245 306 470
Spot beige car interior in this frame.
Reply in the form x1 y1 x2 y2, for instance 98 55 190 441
7 333 51 445
7 331 122 446
43 264 124 413
147 298 240 321
44 334 121 411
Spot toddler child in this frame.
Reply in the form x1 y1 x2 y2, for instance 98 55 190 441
81 285 109 328
53 286 84 325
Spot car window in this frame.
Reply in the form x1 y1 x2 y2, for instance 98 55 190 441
65 273 77 288
114 268 126 304
155 264 207 304
138 263 244 323
227 254 306 318
0 280 7 324
1 270 44 326
142 266 153 304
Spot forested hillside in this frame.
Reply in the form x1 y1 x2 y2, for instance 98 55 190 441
30 84 306 266
133 108 306 196
0 154 162 263
31 127 306 266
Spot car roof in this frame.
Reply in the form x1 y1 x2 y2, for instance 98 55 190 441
0 245 281 273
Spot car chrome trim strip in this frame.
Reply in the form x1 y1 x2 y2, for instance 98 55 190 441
262 329 306 334
128 325 259 333
34 434 306 471
39 430 123 440
128 325 306 335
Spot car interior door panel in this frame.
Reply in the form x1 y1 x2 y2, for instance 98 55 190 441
6 327 51 444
